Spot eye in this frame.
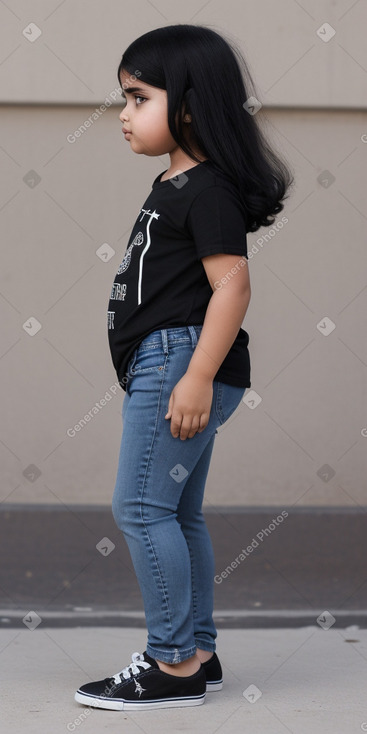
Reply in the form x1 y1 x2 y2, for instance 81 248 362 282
121 95 146 107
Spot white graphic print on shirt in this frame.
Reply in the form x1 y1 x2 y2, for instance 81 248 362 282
107 311 114 329
110 283 127 300
108 207 160 329
117 232 144 275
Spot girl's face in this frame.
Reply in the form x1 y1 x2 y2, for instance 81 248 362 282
119 70 180 157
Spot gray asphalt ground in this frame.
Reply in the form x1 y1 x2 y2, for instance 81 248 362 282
2 626 367 733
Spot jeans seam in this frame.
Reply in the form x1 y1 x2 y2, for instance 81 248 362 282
138 355 175 638
186 540 197 620
215 381 225 424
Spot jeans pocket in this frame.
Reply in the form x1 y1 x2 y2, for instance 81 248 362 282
129 345 166 375
215 382 246 425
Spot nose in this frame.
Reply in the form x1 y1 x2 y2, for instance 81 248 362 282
119 110 126 122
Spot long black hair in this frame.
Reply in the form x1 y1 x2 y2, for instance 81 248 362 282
117 24 294 233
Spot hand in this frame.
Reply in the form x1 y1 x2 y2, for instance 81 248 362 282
165 373 213 440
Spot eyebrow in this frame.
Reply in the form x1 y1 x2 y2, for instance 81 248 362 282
121 87 148 96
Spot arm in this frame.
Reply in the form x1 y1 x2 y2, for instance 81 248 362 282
187 253 251 381
165 253 251 439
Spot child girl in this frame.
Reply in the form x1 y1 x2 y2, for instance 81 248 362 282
75 23 293 712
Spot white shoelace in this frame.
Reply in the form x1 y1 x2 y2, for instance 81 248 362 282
112 651 152 684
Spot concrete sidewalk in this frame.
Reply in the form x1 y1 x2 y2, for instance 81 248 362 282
1 626 366 733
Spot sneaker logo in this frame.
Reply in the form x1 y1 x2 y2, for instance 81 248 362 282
133 678 146 697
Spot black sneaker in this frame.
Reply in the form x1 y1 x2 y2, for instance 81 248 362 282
202 652 223 691
74 651 206 711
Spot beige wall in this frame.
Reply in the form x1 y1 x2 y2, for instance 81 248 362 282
1 1 366 507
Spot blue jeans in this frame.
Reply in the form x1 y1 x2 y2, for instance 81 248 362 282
111 325 246 664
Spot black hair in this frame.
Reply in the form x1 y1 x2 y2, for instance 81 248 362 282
117 24 294 233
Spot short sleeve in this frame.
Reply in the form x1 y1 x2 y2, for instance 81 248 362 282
186 185 248 261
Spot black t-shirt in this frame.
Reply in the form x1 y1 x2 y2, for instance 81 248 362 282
107 159 251 392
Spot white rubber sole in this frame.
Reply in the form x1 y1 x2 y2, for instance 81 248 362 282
74 690 206 711
206 681 223 691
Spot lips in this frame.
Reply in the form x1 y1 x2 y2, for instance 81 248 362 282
122 128 132 134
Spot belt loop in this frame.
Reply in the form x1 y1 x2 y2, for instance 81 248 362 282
161 328 169 355
188 325 198 348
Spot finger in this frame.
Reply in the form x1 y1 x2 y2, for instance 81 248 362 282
197 414 209 433
179 418 195 441
165 394 173 419
170 414 183 438
187 419 201 439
